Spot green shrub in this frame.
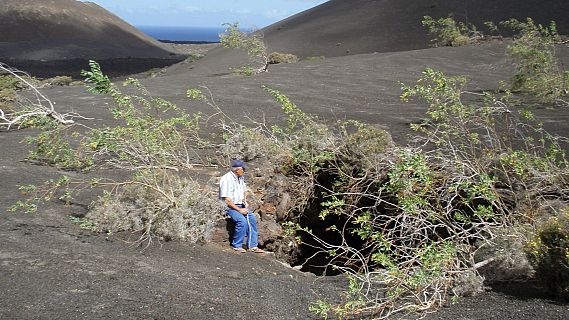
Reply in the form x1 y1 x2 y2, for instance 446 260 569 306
26 128 92 170
220 22 269 73
290 68 569 319
344 122 392 166
232 65 255 76
18 59 208 171
526 209 569 300
262 85 314 132
0 74 24 107
80 60 206 170
87 171 225 243
502 18 569 103
220 126 281 162
268 52 299 64
262 85 339 173
422 15 481 47
144 68 166 78
0 74 25 91
14 60 216 247
43 75 73 86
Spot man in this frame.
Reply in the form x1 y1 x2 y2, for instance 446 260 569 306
219 159 264 253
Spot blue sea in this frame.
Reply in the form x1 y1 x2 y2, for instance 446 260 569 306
137 26 225 42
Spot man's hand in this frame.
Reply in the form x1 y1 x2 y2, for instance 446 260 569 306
223 197 249 216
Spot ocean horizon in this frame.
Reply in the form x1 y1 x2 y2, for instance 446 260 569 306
137 25 225 42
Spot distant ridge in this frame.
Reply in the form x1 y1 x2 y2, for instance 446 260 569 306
0 0 179 61
262 0 569 58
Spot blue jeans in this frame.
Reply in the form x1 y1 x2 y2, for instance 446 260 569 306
226 205 258 249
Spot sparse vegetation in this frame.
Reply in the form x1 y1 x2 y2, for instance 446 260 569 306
68 215 97 232
422 15 482 47
283 67 568 319
42 75 73 87
422 15 569 105
0 73 25 97
526 209 569 300
25 127 92 170
220 22 269 74
268 52 299 64
0 74 21 110
12 60 220 247
501 18 569 104
144 67 166 78
181 52 206 65
232 65 255 76
5 13 569 320
0 63 75 129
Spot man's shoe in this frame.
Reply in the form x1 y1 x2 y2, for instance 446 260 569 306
248 247 267 254
232 247 246 253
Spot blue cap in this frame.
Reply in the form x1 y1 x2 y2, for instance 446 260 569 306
231 159 247 169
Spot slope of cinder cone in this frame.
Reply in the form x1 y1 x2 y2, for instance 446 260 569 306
261 0 569 58
0 0 178 60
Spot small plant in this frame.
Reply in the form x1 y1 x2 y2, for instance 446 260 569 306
25 127 92 170
0 74 25 90
262 85 314 132
0 74 22 110
526 209 569 300
309 300 332 320
501 18 569 103
144 68 166 78
422 15 481 47
9 176 73 214
483 21 502 39
69 215 97 232
0 74 25 102
232 65 255 76
268 52 299 64
42 75 73 87
220 22 269 74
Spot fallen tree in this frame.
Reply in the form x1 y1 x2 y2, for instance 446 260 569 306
0 62 76 130
11 60 226 248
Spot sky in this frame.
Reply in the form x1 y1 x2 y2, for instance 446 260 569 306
83 0 328 28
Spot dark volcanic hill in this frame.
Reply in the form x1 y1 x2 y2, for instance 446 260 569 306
0 0 177 60
262 0 569 58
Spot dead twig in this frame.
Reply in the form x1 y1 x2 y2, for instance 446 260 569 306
0 62 77 130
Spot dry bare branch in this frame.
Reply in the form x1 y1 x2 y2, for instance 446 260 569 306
0 62 76 130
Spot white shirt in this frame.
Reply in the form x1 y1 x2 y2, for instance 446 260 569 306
219 170 246 204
